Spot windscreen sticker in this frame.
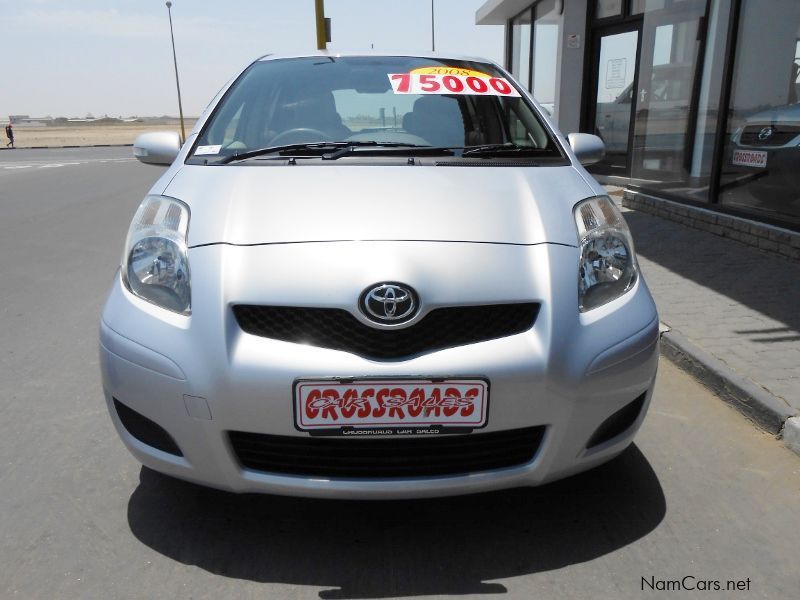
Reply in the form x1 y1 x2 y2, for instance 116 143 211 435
388 67 520 97
195 145 222 155
410 66 491 77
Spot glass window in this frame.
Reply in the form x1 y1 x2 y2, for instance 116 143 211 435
629 0 708 189
718 0 800 225
590 29 640 175
633 0 704 14
609 0 731 206
688 0 731 200
510 9 532 90
532 0 562 117
596 0 624 19
632 0 666 13
192 56 562 162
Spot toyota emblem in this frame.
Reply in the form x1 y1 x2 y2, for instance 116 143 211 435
757 126 774 141
360 283 419 325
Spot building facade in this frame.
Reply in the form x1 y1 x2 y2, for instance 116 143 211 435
477 0 800 232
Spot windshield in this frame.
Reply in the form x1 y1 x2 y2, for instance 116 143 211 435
191 55 562 163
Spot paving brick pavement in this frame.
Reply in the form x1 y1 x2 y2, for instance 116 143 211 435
609 194 800 422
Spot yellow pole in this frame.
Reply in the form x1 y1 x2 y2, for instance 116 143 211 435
315 0 327 50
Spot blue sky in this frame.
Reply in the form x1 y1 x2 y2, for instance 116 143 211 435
1 0 504 118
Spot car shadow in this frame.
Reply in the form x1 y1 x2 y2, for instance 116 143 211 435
127 444 664 598
623 210 800 337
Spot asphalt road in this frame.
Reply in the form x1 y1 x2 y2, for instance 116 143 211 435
1 148 798 599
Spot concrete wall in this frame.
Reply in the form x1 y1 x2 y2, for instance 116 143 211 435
555 0 587 133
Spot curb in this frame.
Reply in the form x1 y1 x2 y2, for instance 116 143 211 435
783 418 800 454
0 144 133 150
660 329 798 436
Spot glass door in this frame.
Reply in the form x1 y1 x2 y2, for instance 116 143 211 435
587 24 642 176
630 1 707 182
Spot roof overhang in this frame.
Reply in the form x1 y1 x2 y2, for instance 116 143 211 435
476 0 536 25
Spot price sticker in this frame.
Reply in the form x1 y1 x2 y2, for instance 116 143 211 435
388 67 520 97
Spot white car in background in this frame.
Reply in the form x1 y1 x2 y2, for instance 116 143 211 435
730 102 800 209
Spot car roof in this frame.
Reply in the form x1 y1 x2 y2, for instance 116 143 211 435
255 49 499 66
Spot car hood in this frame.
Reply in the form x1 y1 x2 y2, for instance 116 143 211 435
161 164 593 247
744 102 800 125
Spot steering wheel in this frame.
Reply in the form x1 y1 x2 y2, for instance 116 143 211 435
268 128 330 146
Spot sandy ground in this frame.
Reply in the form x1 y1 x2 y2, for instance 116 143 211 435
3 121 197 148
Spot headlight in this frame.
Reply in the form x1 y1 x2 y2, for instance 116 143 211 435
122 195 191 314
574 196 637 312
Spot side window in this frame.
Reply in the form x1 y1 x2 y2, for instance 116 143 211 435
504 102 547 148
509 112 530 145
206 98 243 145
222 104 244 146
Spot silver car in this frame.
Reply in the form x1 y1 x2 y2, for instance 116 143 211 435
100 52 658 499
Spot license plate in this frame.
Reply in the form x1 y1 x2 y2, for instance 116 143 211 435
294 378 489 433
732 149 768 168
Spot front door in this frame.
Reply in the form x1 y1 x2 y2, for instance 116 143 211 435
587 23 642 176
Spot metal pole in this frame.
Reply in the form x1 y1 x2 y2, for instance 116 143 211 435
431 0 435 52
315 0 327 50
166 1 186 143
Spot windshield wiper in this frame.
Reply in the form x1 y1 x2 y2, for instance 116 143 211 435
320 141 441 160
460 143 544 158
218 142 349 164
218 141 448 164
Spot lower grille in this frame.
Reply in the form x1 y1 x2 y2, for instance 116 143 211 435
228 426 546 478
113 398 182 456
586 392 647 449
233 303 540 360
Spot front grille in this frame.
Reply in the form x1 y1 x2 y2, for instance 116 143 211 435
739 124 800 147
233 303 539 360
228 426 546 478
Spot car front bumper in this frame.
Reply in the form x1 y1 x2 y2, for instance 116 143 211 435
100 241 659 499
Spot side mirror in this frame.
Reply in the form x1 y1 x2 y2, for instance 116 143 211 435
567 133 605 166
133 131 182 166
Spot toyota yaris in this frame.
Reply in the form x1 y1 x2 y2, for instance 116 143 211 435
100 52 659 499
